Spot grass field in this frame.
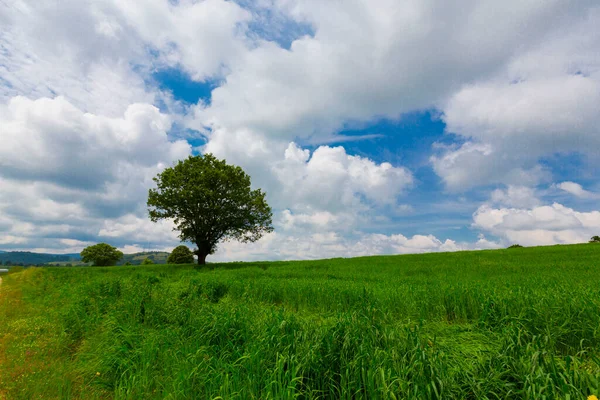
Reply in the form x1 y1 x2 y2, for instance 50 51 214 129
0 244 599 399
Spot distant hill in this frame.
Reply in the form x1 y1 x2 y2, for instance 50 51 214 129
0 251 77 266
119 251 170 265
0 250 170 266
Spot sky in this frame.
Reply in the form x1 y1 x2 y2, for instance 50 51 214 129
1 0 599 261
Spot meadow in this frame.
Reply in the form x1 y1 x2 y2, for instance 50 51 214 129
0 244 599 399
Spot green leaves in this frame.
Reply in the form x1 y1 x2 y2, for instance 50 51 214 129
167 245 195 264
80 243 124 267
148 154 273 264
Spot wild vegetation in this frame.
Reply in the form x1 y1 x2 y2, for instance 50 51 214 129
148 154 273 264
0 244 599 399
80 243 124 267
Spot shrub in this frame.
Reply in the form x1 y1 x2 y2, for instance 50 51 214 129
80 243 123 266
142 258 154 265
508 244 523 249
167 245 195 264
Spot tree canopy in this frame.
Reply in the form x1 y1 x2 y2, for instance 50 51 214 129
168 245 195 264
148 154 273 264
590 236 600 243
80 243 123 267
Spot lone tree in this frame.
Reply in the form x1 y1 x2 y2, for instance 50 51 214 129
148 154 273 265
80 243 123 266
168 245 195 264
590 236 600 243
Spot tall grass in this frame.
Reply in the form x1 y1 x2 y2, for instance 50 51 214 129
0 244 599 399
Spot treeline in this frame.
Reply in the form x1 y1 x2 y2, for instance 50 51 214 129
0 251 79 266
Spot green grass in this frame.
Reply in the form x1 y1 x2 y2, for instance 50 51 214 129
1 244 599 399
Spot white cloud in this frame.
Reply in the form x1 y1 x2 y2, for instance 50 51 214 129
1 0 254 116
113 0 251 80
473 203 600 246
0 96 189 188
434 75 600 190
0 96 190 251
194 0 597 139
0 0 156 116
213 230 501 262
555 181 599 199
490 186 540 209
433 6 600 189
431 142 550 190
1 0 599 261
273 143 413 212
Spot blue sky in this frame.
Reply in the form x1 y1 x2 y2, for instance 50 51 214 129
0 0 599 260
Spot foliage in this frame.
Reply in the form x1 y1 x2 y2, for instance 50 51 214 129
142 258 154 265
148 154 273 264
167 245 195 264
508 244 523 248
590 235 600 243
124 262 132 266
80 243 123 267
2 244 600 399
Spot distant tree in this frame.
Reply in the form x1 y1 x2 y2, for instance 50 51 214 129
590 236 600 243
508 244 523 248
124 262 132 266
167 245 195 264
80 243 123 267
148 154 273 265
142 258 154 265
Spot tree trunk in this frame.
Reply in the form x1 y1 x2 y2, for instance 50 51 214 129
195 241 210 265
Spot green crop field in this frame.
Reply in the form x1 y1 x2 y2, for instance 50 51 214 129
1 244 599 399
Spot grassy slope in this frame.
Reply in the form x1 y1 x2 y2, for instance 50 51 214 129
0 244 599 399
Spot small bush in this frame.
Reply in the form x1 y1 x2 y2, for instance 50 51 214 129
508 244 523 249
80 243 123 266
167 245 195 264
142 258 154 265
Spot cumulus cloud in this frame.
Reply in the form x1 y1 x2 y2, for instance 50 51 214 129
431 142 550 190
273 143 413 211
0 0 155 115
555 182 599 199
1 0 599 260
194 0 597 140
114 0 251 80
0 96 189 189
473 203 600 246
490 186 540 209
0 97 190 252
433 6 600 190
213 230 501 262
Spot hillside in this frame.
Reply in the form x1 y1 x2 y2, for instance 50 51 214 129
0 251 77 266
0 250 170 267
1 244 599 399
119 251 169 265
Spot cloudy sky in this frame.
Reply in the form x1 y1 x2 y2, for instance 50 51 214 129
1 0 599 261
